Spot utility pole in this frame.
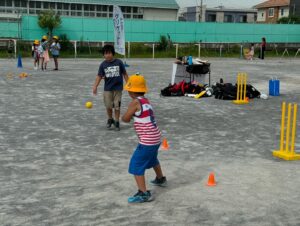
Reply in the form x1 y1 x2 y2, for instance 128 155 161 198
200 0 203 22
198 0 203 22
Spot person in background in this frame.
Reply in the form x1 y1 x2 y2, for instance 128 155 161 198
38 35 50 71
32 40 40 70
245 43 255 60
259 37 266 60
50 36 61 70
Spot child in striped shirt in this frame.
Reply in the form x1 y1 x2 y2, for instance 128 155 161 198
122 74 167 203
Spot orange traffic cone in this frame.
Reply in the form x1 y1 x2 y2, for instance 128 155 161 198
161 138 169 151
206 172 216 187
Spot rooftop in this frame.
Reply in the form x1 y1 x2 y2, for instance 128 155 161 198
206 7 258 13
255 0 290 9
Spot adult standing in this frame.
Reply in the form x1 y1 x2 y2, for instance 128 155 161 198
50 36 61 70
259 37 267 60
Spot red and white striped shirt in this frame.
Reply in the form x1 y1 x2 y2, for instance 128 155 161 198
134 97 161 146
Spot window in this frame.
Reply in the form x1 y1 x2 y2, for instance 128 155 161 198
63 4 69 10
207 14 216 22
268 8 274 17
97 5 107 11
97 12 107 17
224 15 233 23
0 0 5 7
76 4 82 10
239 15 247 23
50 2 55 9
15 0 21 7
124 14 131 18
262 13 264 17
6 0 12 6
44 2 49 9
29 1 35 8
61 11 69 16
121 6 131 13
57 3 62 10
281 8 284 16
36 2 41 8
133 14 143 19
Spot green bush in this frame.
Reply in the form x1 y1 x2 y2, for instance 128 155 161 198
157 35 168 51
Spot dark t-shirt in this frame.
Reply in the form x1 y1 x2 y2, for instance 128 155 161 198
98 59 126 91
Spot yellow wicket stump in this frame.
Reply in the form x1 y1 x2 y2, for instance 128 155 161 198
233 73 249 105
273 102 300 161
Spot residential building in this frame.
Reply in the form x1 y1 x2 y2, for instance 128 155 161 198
255 0 290 23
179 6 257 23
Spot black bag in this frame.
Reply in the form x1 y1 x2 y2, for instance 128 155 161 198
213 82 237 100
246 84 261 99
213 79 261 100
161 82 184 97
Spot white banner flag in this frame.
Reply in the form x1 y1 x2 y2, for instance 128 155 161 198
113 5 125 55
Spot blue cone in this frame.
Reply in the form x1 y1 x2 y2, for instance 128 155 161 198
17 55 23 68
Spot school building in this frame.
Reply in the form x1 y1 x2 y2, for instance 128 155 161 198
0 0 179 21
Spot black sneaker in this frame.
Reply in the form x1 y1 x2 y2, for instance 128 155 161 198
150 176 167 187
106 119 115 129
115 121 120 131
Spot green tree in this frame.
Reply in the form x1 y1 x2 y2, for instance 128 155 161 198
38 9 61 38
158 35 168 51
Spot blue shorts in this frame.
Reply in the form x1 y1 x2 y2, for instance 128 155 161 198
129 143 160 176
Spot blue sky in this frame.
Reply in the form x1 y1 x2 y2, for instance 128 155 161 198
176 0 264 8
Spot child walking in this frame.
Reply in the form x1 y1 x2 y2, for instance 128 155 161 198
93 44 128 131
50 36 61 70
32 40 40 70
122 74 167 203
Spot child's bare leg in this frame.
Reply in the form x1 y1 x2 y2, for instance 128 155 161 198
134 175 147 193
153 164 163 178
40 58 44 69
106 108 113 119
54 58 58 69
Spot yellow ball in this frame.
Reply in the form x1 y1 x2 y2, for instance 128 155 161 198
85 101 93 109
